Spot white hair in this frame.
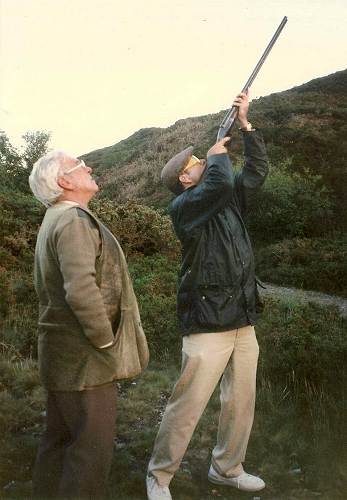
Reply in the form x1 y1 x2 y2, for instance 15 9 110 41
29 150 73 207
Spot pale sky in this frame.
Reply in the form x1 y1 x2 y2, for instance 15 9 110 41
1 0 346 156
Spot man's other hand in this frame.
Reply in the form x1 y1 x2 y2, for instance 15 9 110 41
207 137 231 156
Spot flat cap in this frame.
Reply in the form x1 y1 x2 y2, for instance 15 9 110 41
161 146 194 194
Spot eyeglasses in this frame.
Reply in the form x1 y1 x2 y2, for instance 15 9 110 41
181 155 201 174
64 160 88 175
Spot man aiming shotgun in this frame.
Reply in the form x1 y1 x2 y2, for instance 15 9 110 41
146 17 287 500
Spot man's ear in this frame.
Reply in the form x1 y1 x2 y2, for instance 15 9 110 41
178 173 192 186
57 175 75 191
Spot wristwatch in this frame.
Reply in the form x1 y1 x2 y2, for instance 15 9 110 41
240 122 254 131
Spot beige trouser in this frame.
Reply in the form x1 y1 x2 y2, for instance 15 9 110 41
148 326 259 487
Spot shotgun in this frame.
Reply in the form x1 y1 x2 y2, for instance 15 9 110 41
216 16 288 141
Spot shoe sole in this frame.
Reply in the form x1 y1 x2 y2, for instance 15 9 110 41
208 475 265 492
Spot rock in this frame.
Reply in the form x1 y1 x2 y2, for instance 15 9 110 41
3 481 15 491
289 467 302 475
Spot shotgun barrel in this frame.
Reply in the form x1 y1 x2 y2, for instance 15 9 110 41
216 16 288 141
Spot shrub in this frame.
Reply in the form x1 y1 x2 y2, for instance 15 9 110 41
0 191 42 263
129 255 180 361
255 236 347 297
0 391 39 435
91 199 180 259
247 164 335 244
1 269 38 357
257 297 347 398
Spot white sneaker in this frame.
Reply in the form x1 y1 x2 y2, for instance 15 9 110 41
208 465 265 492
146 474 172 500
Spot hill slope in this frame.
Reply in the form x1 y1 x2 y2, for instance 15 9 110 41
83 69 347 219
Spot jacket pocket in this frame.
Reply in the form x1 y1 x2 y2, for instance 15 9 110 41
193 285 237 328
99 285 121 326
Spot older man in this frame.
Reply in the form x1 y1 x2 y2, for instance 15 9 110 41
146 92 268 500
29 152 146 498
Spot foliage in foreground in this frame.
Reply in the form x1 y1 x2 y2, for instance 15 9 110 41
0 290 346 498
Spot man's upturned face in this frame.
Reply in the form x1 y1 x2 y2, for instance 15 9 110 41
62 158 99 195
179 156 207 189
186 159 206 186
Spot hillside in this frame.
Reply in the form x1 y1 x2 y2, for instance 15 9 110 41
82 69 347 222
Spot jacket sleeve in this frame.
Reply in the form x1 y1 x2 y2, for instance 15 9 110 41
234 130 269 214
55 209 115 348
171 153 234 232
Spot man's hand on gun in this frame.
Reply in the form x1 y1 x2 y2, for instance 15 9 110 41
207 137 231 157
207 91 251 157
233 91 250 129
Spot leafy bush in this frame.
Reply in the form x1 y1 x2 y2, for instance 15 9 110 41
129 255 180 361
255 236 347 297
0 189 42 347
257 297 347 397
247 164 335 244
0 130 50 193
91 199 180 259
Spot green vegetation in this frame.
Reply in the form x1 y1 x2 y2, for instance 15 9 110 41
0 190 43 356
129 256 180 361
1 297 346 499
256 236 347 297
247 162 335 243
83 69 347 232
81 69 347 298
91 199 180 259
0 130 51 193
0 190 180 358
0 129 50 354
1 71 346 498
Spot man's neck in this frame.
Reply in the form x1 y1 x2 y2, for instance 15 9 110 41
58 193 91 209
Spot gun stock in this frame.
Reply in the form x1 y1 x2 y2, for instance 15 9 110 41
216 16 288 142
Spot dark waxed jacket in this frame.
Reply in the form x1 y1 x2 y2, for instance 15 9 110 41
169 130 268 335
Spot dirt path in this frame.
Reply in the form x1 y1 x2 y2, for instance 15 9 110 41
260 283 347 318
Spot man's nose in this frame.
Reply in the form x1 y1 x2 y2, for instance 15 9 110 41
87 166 92 173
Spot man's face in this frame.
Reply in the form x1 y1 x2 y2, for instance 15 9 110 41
61 158 99 195
180 157 207 188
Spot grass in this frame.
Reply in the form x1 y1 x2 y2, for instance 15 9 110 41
106 364 346 500
0 297 346 499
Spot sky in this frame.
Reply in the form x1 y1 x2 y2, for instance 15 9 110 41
1 0 346 156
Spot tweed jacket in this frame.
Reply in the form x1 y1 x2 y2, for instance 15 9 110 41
34 202 139 390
